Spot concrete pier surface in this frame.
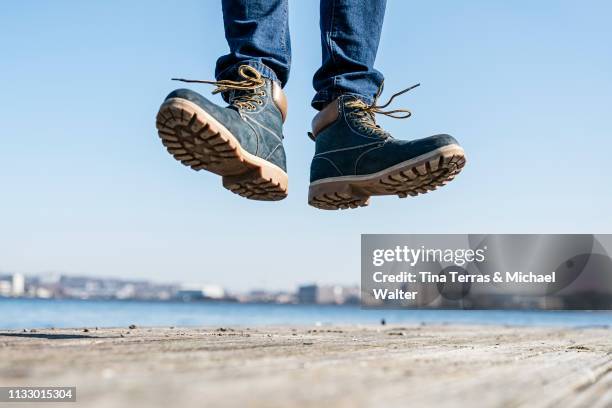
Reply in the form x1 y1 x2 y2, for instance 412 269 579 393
1 325 611 407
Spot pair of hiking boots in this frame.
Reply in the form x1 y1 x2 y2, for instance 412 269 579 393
156 65 466 210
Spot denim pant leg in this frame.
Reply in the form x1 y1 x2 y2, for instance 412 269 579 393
216 0 291 87
312 0 386 110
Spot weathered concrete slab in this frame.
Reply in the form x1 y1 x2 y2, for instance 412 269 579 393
1 325 610 407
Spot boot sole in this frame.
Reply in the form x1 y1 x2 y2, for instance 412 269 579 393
156 98 288 201
308 144 466 210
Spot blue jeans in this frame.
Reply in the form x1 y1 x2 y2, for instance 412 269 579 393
215 0 386 110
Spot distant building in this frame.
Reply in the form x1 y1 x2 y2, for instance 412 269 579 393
297 284 360 305
12 273 25 296
201 284 225 299
316 285 344 304
176 284 226 301
297 285 318 304
116 284 136 299
0 280 11 297
35 287 53 299
0 274 26 297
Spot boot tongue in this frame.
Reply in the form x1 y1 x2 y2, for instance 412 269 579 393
226 86 265 111
219 78 268 108
343 97 390 139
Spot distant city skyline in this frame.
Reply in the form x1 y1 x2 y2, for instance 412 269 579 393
0 271 359 305
1 1 611 291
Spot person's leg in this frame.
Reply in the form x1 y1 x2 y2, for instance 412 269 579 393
155 0 290 202
307 0 467 210
312 0 385 110
216 0 291 87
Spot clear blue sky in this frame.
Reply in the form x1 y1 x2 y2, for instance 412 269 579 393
1 1 611 291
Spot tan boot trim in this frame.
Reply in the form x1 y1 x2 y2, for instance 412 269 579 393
311 98 340 140
271 81 288 123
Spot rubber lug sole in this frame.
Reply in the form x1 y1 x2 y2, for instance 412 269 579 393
308 144 466 210
156 98 288 201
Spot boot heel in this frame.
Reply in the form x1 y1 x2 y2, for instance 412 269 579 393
223 166 288 201
308 182 370 210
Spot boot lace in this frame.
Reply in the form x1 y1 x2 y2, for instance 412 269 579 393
172 65 266 111
345 82 420 138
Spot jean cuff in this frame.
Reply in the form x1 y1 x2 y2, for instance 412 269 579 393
311 90 375 111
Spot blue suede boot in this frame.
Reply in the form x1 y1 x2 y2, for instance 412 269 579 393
308 85 466 210
156 65 288 201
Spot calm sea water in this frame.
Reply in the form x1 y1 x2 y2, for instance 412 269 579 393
1 298 612 329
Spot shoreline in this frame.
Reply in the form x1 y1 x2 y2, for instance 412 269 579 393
2 298 612 330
